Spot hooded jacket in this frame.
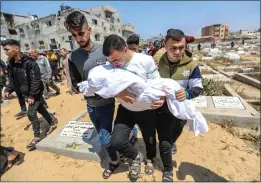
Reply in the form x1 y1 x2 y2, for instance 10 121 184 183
158 50 203 99
5 54 44 99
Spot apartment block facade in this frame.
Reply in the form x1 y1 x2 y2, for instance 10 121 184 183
1 5 135 52
0 12 31 41
201 24 229 40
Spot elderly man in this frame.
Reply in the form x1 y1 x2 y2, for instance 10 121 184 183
30 49 60 98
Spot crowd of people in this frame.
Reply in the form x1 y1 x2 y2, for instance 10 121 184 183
1 10 216 181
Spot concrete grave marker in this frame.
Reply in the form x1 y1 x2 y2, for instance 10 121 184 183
60 121 95 139
191 96 208 107
212 96 245 109
36 111 109 163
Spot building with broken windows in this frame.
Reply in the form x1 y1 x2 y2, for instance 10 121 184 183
1 5 135 52
201 24 229 40
0 12 31 41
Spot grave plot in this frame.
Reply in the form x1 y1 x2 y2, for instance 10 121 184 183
197 78 260 128
199 53 260 114
191 95 260 129
199 64 231 82
246 72 261 81
36 111 109 163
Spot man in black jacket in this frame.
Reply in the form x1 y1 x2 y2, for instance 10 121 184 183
1 59 28 119
1 39 57 150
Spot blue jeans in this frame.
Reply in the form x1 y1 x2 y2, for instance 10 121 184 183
132 124 138 136
87 102 118 161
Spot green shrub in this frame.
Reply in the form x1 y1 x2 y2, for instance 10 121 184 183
202 78 225 96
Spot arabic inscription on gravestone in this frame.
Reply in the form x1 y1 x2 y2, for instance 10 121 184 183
212 96 245 109
60 121 95 139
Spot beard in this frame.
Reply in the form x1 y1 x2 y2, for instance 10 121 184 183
79 36 91 49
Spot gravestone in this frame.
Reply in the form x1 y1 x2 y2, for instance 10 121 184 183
241 68 254 73
60 121 95 139
212 96 245 109
194 96 259 129
191 96 208 108
36 111 108 163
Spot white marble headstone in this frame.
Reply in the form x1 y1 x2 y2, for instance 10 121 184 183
212 96 245 109
60 121 95 139
191 96 208 108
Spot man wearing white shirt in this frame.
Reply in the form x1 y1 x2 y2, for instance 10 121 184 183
103 34 164 179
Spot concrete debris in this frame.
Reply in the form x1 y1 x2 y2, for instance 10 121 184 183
224 52 241 60
237 50 245 55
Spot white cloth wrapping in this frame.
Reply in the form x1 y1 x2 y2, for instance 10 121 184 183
78 64 208 136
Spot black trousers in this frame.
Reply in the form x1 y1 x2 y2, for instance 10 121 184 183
172 119 186 144
110 105 157 160
27 96 54 137
156 103 175 172
14 88 27 112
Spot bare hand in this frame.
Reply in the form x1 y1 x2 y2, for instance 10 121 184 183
116 90 136 104
3 92 9 100
28 97 35 105
151 96 165 109
154 59 159 67
176 89 186 101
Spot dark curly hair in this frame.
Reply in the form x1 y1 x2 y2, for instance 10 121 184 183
64 11 88 31
127 34 140 45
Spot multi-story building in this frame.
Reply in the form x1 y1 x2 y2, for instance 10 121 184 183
201 24 229 40
0 12 31 41
4 5 135 52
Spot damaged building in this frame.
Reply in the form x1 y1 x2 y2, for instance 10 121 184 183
1 5 135 52
201 24 230 40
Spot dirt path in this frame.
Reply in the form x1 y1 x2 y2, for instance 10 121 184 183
1 84 260 181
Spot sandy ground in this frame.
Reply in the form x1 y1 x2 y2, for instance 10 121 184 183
240 55 260 61
0 84 260 182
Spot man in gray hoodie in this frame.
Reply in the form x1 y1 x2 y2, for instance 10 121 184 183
31 49 60 97
64 11 118 179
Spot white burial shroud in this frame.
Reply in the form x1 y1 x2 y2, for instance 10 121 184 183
78 64 208 136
